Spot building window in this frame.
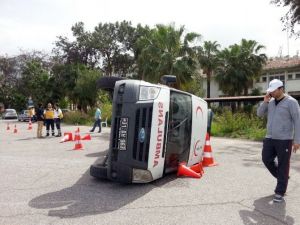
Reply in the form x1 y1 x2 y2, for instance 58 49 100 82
296 73 300 79
269 75 284 82
262 76 267 82
288 74 293 80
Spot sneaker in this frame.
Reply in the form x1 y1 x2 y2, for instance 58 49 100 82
273 194 284 203
46 133 49 137
52 133 55 136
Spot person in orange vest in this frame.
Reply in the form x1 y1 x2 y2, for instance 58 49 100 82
44 102 55 136
28 106 35 122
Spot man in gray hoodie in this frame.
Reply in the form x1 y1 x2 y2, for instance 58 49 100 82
257 79 300 203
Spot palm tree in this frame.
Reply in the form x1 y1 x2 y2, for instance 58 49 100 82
239 39 267 95
215 39 267 96
215 45 244 96
197 41 220 98
136 24 201 87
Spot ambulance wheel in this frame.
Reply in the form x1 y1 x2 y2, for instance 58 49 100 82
97 76 126 91
90 164 108 180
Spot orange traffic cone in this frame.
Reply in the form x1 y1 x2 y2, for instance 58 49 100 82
13 124 18 134
190 162 204 175
60 132 73 143
202 133 218 167
177 162 201 178
6 123 10 131
27 119 32 130
81 134 91 140
73 128 83 150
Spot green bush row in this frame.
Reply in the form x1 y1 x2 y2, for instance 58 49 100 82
63 101 112 126
211 109 267 141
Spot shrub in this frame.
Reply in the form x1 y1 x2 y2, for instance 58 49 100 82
100 102 112 125
211 109 266 141
63 111 92 125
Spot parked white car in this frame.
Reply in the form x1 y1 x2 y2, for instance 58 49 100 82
2 109 18 120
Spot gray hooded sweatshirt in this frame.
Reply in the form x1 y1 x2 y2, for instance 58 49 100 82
257 95 300 144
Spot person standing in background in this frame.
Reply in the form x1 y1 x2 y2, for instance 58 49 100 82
28 106 35 122
44 102 55 136
90 107 102 133
257 79 300 203
36 103 44 138
54 103 63 137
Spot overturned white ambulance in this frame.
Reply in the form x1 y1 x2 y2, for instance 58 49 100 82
90 77 208 183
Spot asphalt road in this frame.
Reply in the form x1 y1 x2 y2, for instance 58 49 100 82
0 120 299 225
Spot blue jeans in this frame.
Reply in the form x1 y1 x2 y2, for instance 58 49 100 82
91 118 101 132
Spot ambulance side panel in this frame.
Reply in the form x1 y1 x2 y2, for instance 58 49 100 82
187 96 208 166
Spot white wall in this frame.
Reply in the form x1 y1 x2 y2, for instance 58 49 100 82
203 68 300 97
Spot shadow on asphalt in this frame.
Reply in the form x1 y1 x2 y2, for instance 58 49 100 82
85 150 108 158
15 137 38 141
239 195 294 225
87 132 110 139
28 153 177 218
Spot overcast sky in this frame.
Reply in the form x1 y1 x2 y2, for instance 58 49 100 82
0 0 299 57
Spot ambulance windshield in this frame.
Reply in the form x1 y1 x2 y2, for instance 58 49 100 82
164 91 192 172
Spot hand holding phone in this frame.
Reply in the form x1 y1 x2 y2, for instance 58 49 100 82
264 93 271 103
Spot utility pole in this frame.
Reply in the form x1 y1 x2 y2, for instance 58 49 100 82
287 28 290 57
278 46 282 58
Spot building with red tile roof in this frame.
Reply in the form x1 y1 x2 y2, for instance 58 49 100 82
203 56 300 100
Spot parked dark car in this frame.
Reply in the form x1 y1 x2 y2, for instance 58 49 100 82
2 109 18 120
18 110 37 122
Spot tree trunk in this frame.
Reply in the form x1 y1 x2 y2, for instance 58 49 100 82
207 71 211 98
83 105 88 113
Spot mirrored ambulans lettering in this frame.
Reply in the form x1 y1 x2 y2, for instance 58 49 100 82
153 102 164 167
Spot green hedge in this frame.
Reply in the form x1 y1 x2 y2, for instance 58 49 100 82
63 101 113 126
63 111 92 125
211 109 266 141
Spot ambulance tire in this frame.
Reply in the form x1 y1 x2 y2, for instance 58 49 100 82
97 76 126 100
97 76 126 91
90 164 108 180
